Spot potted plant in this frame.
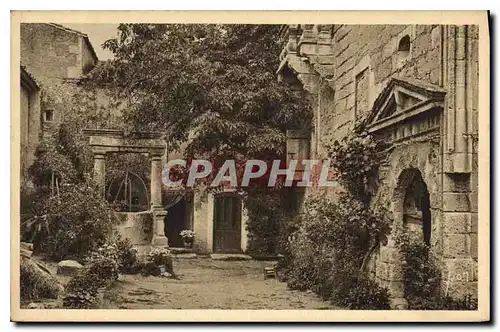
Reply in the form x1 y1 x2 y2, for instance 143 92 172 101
179 230 195 248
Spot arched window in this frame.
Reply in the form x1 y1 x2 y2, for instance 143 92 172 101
106 170 149 212
397 35 411 63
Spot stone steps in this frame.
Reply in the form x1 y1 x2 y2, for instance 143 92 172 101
210 253 252 261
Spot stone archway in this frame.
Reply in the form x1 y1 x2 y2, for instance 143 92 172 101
83 129 168 246
381 167 433 309
394 168 432 246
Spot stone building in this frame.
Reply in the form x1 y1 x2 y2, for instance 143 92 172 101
278 25 479 303
20 23 248 255
20 66 41 184
20 23 99 151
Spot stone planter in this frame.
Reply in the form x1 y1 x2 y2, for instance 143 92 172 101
183 240 194 249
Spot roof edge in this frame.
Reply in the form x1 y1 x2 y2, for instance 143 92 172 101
46 23 99 62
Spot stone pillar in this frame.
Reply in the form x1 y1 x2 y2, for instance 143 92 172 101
150 155 163 209
151 209 169 246
93 153 106 196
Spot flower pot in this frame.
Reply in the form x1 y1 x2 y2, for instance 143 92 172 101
183 240 193 249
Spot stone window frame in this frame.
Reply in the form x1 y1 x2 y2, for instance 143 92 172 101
352 55 375 121
393 26 417 70
43 109 55 123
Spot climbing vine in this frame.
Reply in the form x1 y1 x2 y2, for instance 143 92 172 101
328 122 386 204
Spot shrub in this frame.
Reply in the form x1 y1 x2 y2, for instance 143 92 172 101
282 193 392 309
245 191 286 256
115 237 140 274
63 256 119 309
141 248 175 277
395 231 478 310
21 182 118 261
333 276 391 310
20 259 61 301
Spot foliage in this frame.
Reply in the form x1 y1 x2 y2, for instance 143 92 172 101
64 256 119 309
20 259 61 301
281 193 392 309
395 231 478 310
87 24 310 162
82 24 311 259
115 237 141 274
333 276 391 310
245 190 285 256
179 230 196 242
328 123 385 204
147 248 172 266
21 182 118 260
141 248 175 278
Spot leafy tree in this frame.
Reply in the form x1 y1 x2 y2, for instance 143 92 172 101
84 24 312 255
87 24 311 161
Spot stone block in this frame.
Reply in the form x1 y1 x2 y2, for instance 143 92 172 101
387 281 405 298
57 260 83 276
443 212 472 234
431 26 441 48
430 68 440 85
443 173 471 193
68 44 80 54
443 193 471 212
443 281 478 300
470 213 478 233
173 253 198 259
470 233 478 259
443 258 478 282
66 66 80 78
388 264 404 281
316 45 333 56
210 253 252 261
315 55 335 65
379 245 391 263
390 297 408 310
443 233 468 257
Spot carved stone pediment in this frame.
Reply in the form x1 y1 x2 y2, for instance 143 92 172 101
365 77 446 135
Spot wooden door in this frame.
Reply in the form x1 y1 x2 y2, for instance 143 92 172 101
213 195 242 253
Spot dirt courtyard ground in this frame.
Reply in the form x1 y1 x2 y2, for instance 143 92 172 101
101 258 338 310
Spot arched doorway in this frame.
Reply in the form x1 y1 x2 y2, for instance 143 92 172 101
401 169 432 245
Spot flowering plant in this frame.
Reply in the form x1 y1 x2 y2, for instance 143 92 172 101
179 230 195 242
147 248 172 266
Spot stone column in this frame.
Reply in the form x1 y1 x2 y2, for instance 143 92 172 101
152 209 169 246
150 153 169 246
93 153 106 196
150 155 163 209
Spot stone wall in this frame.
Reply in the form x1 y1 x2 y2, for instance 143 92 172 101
20 69 41 185
21 23 101 140
115 212 154 245
21 24 83 83
318 25 442 156
279 24 479 302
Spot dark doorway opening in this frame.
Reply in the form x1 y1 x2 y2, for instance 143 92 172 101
165 197 191 248
403 170 432 245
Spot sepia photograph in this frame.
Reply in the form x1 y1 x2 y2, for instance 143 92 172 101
10 11 490 322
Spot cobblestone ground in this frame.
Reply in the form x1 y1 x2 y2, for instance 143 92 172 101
101 258 338 309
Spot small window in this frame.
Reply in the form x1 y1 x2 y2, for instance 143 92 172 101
397 35 411 62
43 109 54 123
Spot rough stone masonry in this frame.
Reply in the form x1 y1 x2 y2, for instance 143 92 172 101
278 24 479 305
